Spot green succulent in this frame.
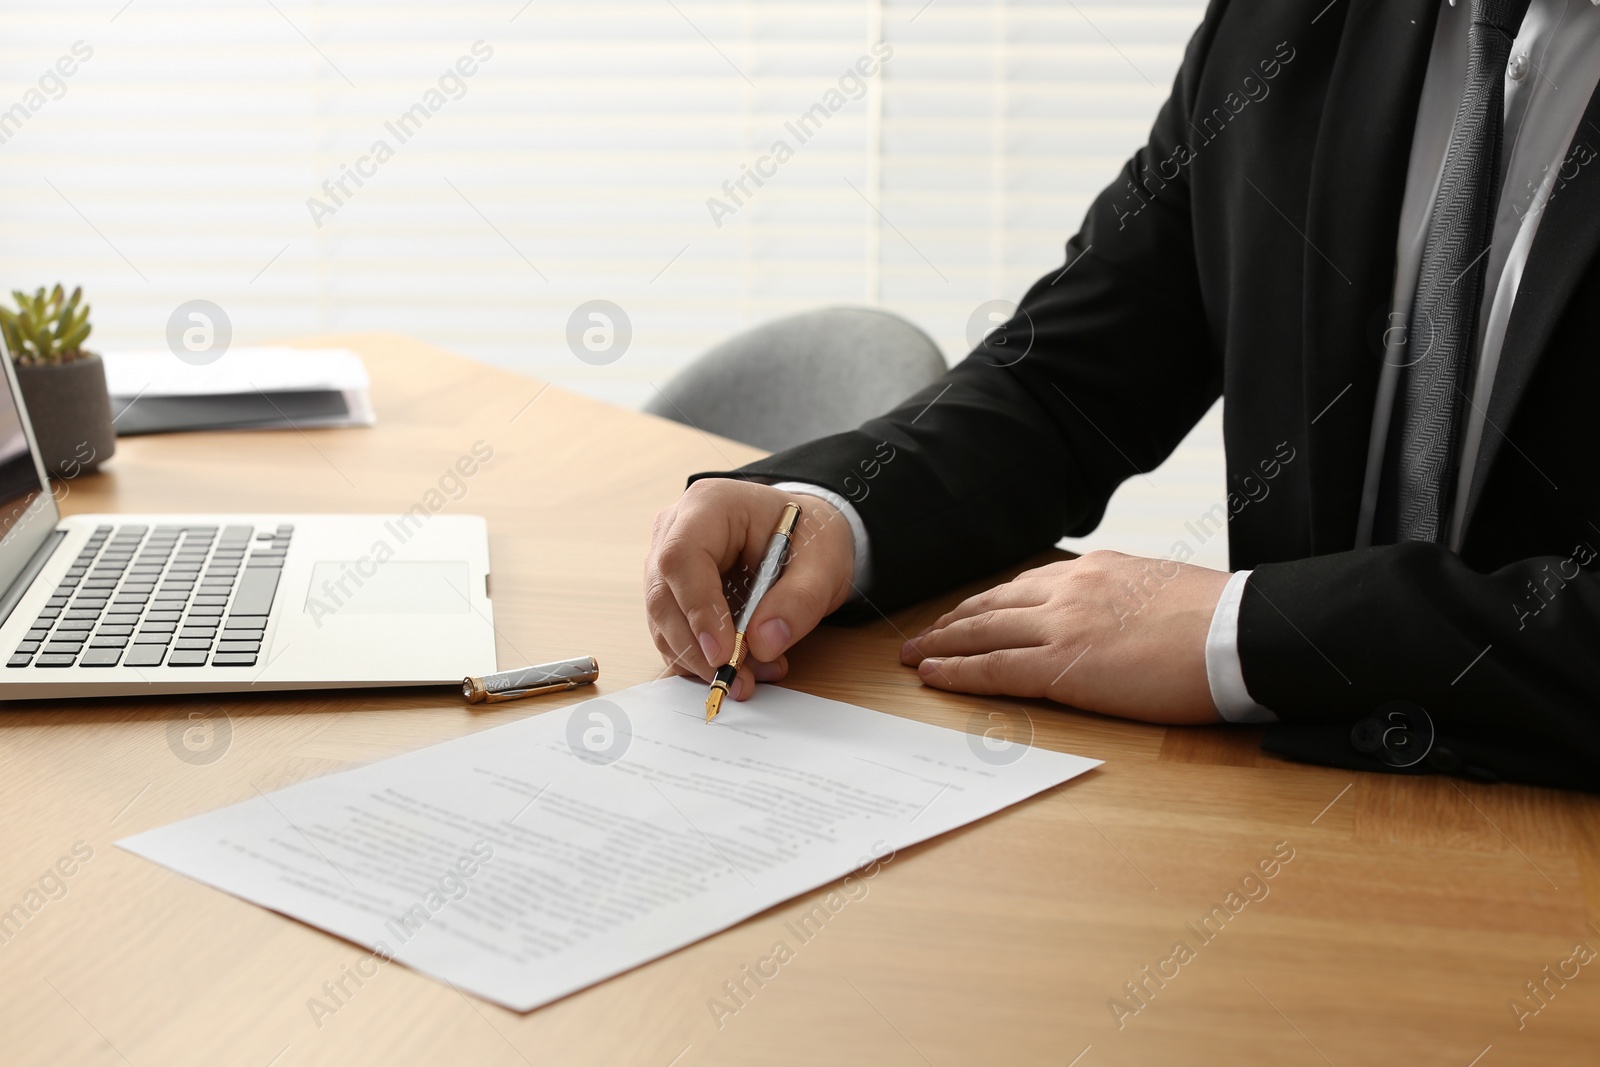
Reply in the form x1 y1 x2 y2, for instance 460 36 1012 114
0 284 93 365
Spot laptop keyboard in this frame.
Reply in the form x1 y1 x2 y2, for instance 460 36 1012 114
7 523 292 670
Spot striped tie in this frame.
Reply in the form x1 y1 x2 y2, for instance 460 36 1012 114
1382 0 1532 543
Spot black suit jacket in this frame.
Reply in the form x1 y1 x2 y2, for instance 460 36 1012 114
693 0 1600 792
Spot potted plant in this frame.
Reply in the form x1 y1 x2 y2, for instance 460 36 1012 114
0 285 114 477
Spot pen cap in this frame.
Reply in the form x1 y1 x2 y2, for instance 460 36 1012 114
463 655 600 703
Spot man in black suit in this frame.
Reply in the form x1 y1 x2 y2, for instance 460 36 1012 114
644 0 1600 791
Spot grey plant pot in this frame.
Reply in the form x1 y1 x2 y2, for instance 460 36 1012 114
14 353 116 478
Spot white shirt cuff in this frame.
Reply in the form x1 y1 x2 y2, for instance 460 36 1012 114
1206 569 1276 723
770 482 871 596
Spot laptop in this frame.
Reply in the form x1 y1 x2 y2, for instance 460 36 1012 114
0 341 497 701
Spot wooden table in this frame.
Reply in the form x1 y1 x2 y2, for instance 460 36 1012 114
3 333 1596 1066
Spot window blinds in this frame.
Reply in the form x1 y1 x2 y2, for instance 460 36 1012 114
2 0 1220 561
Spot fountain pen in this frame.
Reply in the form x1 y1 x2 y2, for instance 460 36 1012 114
706 501 801 722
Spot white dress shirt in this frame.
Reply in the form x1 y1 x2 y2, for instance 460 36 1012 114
786 0 1600 721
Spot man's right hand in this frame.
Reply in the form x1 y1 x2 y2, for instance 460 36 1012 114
644 478 857 701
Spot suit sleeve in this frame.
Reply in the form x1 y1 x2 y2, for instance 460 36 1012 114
690 4 1232 615
1240 545 1600 789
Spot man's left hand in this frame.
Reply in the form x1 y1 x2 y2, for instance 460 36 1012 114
899 551 1231 724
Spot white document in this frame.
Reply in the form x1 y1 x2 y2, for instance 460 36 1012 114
102 347 375 428
103 347 370 397
119 678 1098 1011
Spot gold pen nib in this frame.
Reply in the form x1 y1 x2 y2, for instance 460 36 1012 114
705 663 737 723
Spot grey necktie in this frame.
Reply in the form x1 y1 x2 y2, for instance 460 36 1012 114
1383 0 1532 543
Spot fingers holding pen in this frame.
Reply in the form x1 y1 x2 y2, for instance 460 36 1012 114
725 655 788 701
644 480 856 711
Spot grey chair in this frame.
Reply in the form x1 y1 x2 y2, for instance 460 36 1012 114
644 306 948 452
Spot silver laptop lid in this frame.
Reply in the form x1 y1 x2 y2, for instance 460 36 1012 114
0 329 64 594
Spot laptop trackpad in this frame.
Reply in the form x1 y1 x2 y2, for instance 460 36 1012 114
304 561 471 615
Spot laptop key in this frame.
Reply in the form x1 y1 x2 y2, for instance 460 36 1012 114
97 625 134 636
146 611 183 623
34 654 76 667
123 645 165 667
90 636 129 648
216 640 261 654
7 655 30 667
174 638 213 651
15 641 40 654
167 650 208 667
25 628 50 641
211 653 257 666
230 569 280 616
134 632 173 644
43 642 85 655
80 648 122 667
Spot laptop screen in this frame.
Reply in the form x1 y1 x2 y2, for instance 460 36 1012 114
0 380 43 539
0 333 63 599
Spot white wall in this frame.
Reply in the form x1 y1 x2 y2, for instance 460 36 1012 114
1 0 1224 566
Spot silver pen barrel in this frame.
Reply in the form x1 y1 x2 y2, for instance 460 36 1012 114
706 502 801 722
736 529 791 634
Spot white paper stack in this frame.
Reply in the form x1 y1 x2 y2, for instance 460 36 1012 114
101 347 375 435
119 677 1099 1011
